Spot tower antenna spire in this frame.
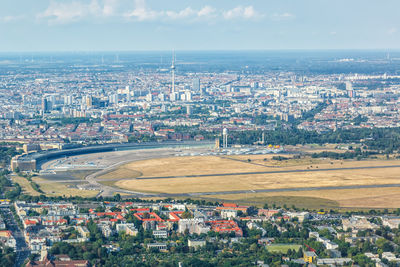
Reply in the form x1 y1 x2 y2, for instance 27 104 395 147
171 50 176 93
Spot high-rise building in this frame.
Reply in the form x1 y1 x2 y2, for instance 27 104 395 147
49 95 56 106
109 94 118 105
192 78 200 91
346 81 355 98
186 105 192 115
41 97 49 113
146 93 153 102
86 95 93 107
345 81 352 91
170 92 179 101
64 95 73 106
200 87 206 96
215 138 220 150
125 86 131 103
223 128 228 148
185 91 192 101
250 82 259 89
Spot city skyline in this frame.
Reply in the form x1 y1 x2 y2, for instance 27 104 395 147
1 0 400 52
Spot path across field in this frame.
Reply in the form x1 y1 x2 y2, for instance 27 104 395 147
130 164 400 180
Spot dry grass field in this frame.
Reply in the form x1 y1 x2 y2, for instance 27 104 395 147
115 168 400 194
12 176 41 196
102 156 268 179
107 155 400 178
32 177 99 198
97 168 142 180
204 187 400 209
101 155 400 208
112 156 400 192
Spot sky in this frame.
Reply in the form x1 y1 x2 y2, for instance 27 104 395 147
0 0 400 52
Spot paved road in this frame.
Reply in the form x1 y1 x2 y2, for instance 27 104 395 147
84 149 179 197
0 206 30 267
84 160 148 198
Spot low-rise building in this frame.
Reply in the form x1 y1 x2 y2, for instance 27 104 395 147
147 243 167 251
317 258 352 265
178 219 210 235
342 216 378 231
153 230 168 239
116 223 138 236
188 239 206 249
304 251 317 263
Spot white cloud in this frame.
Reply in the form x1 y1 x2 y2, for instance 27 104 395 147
271 12 294 21
125 2 215 21
38 0 266 24
103 0 119 16
38 1 89 23
124 0 162 21
38 0 119 24
223 6 263 20
0 15 24 23
166 7 195 20
197 6 216 17
125 2 219 22
387 27 397 35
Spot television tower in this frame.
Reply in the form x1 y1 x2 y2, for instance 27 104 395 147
171 50 176 93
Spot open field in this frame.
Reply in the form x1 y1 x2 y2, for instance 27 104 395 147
97 168 142 180
12 176 41 196
113 156 400 193
98 155 400 209
100 156 272 179
37 149 400 208
32 177 99 198
203 187 400 209
267 244 302 254
109 155 400 178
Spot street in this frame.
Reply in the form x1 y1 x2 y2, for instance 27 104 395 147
0 206 30 267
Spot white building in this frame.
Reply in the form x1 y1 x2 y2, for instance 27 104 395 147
153 230 168 239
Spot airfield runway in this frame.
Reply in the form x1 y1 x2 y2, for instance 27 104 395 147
39 148 400 199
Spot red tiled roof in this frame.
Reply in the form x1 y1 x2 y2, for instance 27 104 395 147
134 212 164 222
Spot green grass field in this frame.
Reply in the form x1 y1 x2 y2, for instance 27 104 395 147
267 244 302 254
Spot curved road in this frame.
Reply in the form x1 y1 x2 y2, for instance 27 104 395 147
85 159 149 197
